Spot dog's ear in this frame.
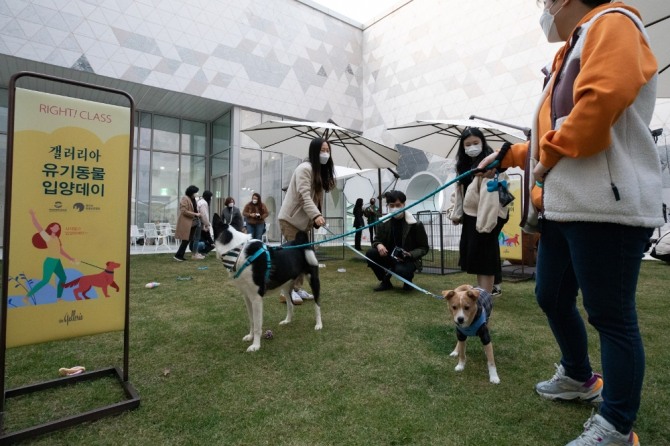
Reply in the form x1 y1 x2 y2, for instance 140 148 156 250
466 289 480 301
442 290 456 301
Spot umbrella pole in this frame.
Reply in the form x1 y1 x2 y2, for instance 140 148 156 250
377 168 382 204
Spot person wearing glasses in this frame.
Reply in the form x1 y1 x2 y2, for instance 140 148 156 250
365 190 429 292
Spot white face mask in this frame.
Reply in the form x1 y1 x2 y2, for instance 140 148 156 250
252 199 258 204
393 211 405 219
228 203 234 208
540 1 564 43
319 152 330 165
465 144 482 158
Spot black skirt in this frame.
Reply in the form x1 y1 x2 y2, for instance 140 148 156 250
459 214 506 276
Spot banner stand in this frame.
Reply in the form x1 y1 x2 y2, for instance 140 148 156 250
499 173 535 281
1 72 139 443
1 367 139 444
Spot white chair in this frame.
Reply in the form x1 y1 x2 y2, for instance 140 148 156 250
143 223 168 251
159 223 177 249
130 225 144 248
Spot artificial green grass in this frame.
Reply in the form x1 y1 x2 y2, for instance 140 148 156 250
2 254 670 445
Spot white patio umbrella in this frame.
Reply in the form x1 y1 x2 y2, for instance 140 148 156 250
333 165 372 179
386 117 528 160
242 120 398 169
627 0 670 97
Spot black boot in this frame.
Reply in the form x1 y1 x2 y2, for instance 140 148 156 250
373 279 393 292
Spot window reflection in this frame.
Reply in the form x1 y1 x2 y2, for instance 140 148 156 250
239 148 260 203
153 115 179 152
182 120 206 156
151 152 179 224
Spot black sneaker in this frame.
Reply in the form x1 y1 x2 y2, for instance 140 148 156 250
173 256 185 262
373 281 393 292
402 283 413 292
492 284 502 296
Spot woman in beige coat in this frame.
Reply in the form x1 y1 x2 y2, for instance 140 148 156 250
277 137 335 304
174 185 201 261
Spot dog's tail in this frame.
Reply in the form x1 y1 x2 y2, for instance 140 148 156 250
63 278 80 288
294 231 318 267
294 231 311 247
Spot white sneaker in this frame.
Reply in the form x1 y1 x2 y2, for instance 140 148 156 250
566 412 639 446
536 364 603 403
289 289 304 305
295 288 313 300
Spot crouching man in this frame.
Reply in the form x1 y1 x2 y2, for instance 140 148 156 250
366 190 429 292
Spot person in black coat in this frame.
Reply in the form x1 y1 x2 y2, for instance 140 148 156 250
221 196 244 232
352 198 365 250
366 190 429 292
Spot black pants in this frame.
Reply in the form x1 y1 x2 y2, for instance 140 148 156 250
366 247 416 283
175 226 196 259
354 226 363 249
367 224 375 243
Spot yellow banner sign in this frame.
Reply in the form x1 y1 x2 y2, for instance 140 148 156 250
499 176 522 261
6 88 130 347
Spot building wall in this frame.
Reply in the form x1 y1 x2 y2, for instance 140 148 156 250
360 0 670 147
2 0 668 139
0 0 364 127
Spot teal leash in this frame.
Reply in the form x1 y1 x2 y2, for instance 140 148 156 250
275 161 500 251
323 226 444 300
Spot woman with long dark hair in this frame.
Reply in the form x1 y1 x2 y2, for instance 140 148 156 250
174 185 201 261
448 127 509 293
277 137 335 304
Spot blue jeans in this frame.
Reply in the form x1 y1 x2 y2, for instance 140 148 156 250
535 220 652 433
247 223 265 240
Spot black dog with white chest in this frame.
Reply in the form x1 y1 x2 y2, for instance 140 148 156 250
212 213 322 352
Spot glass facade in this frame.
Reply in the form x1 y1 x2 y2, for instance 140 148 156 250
131 111 224 227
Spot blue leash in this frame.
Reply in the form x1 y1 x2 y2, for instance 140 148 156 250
322 226 444 300
276 161 500 251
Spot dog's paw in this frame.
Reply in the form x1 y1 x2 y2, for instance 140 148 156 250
449 350 458 357
314 322 322 330
243 334 253 342
455 363 465 372
489 375 501 384
246 344 260 352
279 319 290 325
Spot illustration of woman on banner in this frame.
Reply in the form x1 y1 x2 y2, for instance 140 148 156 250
24 209 78 305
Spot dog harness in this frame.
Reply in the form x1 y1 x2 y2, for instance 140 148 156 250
456 288 493 338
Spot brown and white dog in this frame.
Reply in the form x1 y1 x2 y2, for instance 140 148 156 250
442 284 500 384
63 261 121 300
